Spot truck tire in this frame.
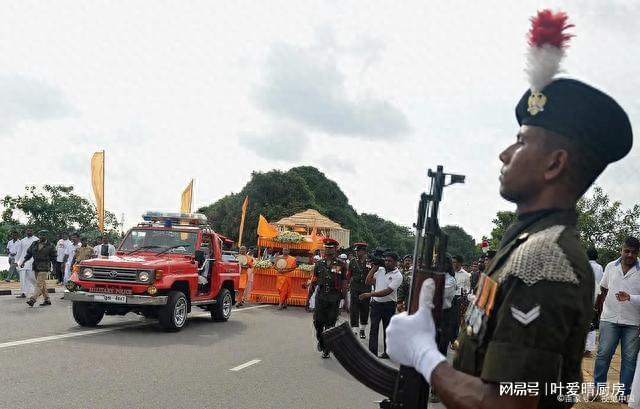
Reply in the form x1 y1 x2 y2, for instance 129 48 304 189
72 302 105 327
211 288 232 322
159 291 188 332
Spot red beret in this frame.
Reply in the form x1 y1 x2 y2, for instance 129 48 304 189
323 238 339 248
353 242 368 250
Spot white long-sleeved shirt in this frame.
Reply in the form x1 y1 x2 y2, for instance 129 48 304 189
454 269 471 296
16 236 39 270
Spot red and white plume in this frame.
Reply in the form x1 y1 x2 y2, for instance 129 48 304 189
525 10 574 91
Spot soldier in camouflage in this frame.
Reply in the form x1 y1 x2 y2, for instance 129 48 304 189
397 255 413 313
309 238 346 359
348 242 372 339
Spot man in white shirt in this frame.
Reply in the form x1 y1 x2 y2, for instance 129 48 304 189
93 235 116 257
55 232 71 284
359 252 403 359
585 247 604 357
15 229 38 298
4 231 20 282
62 233 81 284
595 236 640 397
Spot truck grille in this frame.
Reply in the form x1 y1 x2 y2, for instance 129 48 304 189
91 268 139 283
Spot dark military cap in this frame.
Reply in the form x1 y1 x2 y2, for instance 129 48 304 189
516 78 632 164
353 242 368 251
403 254 412 261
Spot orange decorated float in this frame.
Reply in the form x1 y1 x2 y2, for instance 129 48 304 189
249 209 350 306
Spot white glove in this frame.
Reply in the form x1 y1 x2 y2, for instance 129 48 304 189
467 293 477 303
386 278 446 384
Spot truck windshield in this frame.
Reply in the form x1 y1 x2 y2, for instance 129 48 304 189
119 229 198 255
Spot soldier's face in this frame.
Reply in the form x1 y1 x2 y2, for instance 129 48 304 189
403 259 412 269
621 245 640 267
325 248 336 259
499 126 551 204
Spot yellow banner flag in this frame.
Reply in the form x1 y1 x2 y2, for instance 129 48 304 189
238 196 249 247
181 179 193 214
257 214 278 239
91 151 105 232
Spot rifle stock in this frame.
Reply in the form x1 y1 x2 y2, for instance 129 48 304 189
323 165 464 408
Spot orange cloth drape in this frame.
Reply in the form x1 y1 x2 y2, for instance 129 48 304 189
239 255 254 290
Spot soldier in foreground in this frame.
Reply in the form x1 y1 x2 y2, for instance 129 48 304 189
309 238 346 358
386 10 633 408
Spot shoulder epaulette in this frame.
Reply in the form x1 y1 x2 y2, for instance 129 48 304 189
500 225 579 286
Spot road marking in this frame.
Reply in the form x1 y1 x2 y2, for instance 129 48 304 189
0 304 269 350
230 359 261 371
0 324 146 349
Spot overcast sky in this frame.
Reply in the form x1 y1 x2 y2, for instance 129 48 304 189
0 0 638 241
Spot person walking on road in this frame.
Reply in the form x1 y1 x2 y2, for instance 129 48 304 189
359 252 403 359
62 233 80 284
236 246 254 307
4 231 20 282
15 228 38 298
21 230 56 307
54 232 71 284
308 238 346 358
347 242 372 339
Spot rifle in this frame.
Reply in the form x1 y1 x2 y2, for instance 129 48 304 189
322 165 465 408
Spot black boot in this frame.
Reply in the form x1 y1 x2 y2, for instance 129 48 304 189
322 350 330 359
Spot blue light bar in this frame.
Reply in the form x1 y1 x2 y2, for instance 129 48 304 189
142 211 208 225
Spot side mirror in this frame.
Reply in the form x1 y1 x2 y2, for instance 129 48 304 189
194 250 205 267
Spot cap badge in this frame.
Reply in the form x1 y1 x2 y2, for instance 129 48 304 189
527 90 547 115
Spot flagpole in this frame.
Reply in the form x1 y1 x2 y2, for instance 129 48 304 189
101 150 105 233
190 179 194 213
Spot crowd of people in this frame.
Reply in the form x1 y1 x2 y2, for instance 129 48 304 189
4 229 117 305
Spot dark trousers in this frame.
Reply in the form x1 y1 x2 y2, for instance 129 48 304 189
53 261 63 283
368 300 396 355
439 307 457 353
450 296 461 341
313 296 340 351
349 288 370 327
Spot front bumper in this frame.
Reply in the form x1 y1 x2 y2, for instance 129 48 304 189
65 291 168 306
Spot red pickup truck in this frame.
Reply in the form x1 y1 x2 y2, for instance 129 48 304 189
65 212 240 331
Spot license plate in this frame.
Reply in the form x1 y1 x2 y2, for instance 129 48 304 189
94 294 127 303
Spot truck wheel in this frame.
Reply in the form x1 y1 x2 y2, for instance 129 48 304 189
211 288 232 322
159 291 188 332
72 302 105 327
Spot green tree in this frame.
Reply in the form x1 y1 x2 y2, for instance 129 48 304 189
442 225 479 264
359 213 414 256
198 166 412 252
489 210 517 249
1 185 120 243
577 186 640 264
486 186 640 265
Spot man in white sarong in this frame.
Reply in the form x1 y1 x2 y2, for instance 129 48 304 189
15 228 38 298
62 233 81 284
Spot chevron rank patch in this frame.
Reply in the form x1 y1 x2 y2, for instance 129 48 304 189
510 305 541 326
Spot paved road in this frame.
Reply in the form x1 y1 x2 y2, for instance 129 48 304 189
0 295 447 409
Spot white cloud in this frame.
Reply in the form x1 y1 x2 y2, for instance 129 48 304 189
0 0 637 244
0 75 73 133
255 41 410 139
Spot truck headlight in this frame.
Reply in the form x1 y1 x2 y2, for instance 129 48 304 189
81 268 93 279
138 271 151 283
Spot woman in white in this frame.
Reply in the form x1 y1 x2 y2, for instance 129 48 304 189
616 290 640 407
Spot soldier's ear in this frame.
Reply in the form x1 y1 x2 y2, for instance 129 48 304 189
543 148 569 182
